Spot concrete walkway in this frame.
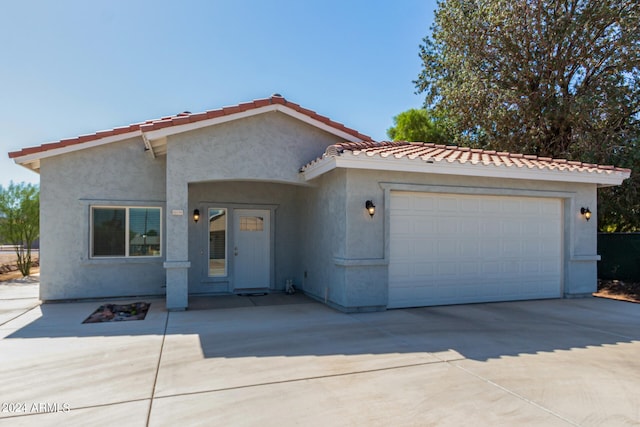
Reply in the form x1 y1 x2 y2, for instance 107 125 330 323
0 279 639 426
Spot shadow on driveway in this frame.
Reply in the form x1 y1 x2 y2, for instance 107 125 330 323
5 294 640 362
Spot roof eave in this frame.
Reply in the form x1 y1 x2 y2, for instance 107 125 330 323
302 157 338 180
11 130 143 170
143 104 366 143
303 155 630 186
10 103 369 168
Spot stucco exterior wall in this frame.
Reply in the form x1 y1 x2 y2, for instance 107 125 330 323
299 169 349 308
34 108 602 310
36 110 345 305
187 181 304 294
162 111 344 308
167 112 342 185
39 137 167 301
308 168 599 311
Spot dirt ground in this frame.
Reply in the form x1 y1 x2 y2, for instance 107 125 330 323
0 252 40 282
594 280 640 303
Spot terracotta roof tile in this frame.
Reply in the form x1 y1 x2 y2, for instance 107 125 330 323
9 96 372 159
252 99 271 108
303 141 630 175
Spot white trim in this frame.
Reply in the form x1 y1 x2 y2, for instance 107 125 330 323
571 255 602 262
12 130 142 165
275 105 363 142
207 207 228 278
303 153 629 186
333 257 388 266
144 104 363 142
144 105 276 139
379 182 575 199
141 131 155 159
164 261 191 269
12 104 364 170
90 205 163 259
302 157 338 180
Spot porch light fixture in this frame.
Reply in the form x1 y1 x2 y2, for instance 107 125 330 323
193 209 200 223
365 200 376 217
580 207 591 221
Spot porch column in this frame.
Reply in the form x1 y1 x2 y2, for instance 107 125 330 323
164 180 190 310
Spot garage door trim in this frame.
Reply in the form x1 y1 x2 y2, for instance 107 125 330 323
383 185 568 308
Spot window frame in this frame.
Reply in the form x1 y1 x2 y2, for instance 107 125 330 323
208 207 228 277
90 206 163 259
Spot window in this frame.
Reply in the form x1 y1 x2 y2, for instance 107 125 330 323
91 207 161 258
209 208 227 276
239 216 264 231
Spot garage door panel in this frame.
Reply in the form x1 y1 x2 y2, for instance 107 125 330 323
481 199 503 213
414 220 436 235
412 196 436 211
460 220 481 235
482 222 501 234
414 241 436 258
501 240 522 257
438 197 459 212
389 241 412 259
437 240 457 257
391 220 412 235
460 241 480 257
414 263 435 277
460 198 481 212
437 262 459 276
389 191 562 308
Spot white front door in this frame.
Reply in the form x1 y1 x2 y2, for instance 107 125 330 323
233 209 271 291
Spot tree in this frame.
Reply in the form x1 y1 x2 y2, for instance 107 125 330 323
597 138 640 231
416 0 639 156
0 182 39 276
415 0 640 230
386 108 451 144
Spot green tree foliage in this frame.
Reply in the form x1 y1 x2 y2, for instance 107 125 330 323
598 139 640 231
416 0 640 230
386 108 451 144
0 182 39 276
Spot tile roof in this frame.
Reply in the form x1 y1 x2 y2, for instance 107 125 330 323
303 141 631 175
9 95 372 159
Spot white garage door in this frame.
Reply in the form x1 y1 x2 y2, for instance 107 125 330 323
388 191 562 308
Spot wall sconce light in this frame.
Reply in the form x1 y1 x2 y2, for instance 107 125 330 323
365 200 376 218
580 207 591 221
193 209 200 223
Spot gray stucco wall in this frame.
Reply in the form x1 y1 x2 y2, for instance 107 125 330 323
304 167 599 311
167 112 342 185
188 181 304 294
37 110 345 304
299 169 349 308
163 111 345 308
39 137 167 301
35 107 601 309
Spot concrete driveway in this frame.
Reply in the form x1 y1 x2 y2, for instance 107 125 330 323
0 281 639 426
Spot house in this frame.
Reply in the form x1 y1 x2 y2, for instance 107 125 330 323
9 95 631 311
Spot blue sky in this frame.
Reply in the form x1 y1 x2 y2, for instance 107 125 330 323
0 0 437 187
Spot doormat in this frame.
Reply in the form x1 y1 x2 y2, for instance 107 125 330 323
83 302 150 323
